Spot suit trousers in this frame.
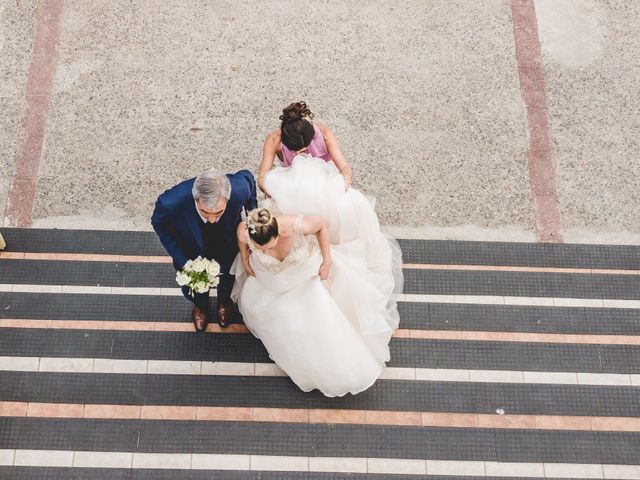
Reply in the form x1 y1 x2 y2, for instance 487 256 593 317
181 221 237 310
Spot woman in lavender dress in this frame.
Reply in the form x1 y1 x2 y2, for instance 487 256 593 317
257 100 403 288
258 101 352 194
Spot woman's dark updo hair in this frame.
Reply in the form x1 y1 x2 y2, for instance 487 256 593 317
280 101 315 152
247 208 279 246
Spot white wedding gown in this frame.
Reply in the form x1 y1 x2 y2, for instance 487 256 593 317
231 155 403 397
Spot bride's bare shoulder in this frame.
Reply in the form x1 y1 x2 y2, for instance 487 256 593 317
275 214 297 234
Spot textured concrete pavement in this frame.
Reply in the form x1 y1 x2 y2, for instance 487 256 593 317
2 0 640 243
0 0 38 224
536 0 640 244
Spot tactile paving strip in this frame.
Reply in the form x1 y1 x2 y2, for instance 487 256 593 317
0 292 192 323
2 328 640 373
398 238 640 269
5 227 640 269
1 417 639 464
403 269 640 299
0 467 132 480
5 292 640 336
5 258 640 299
0 260 173 288
2 228 640 474
0 466 575 480
423 303 640 335
131 472 568 480
494 429 605 464
2 371 638 417
1 228 166 256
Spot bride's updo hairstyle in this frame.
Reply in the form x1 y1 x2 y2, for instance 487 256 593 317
247 208 279 246
280 101 315 152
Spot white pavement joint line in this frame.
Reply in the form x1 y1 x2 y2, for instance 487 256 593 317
577 373 632 386
403 294 455 303
191 453 251 470
1 357 636 387
13 449 74 467
603 464 640 479
504 296 555 306
603 299 640 309
469 370 524 383
2 283 640 309
37 357 93 373
250 455 309 472
254 363 288 377
415 368 470 382
308 457 368 473
147 360 201 375
0 284 186 296
379 367 417 380
554 297 604 308
92 358 148 374
73 451 133 468
454 295 505 305
426 459 485 475
2 451 637 477
10 284 63 293
0 449 14 466
160 288 184 296
132 452 191 469
544 462 604 479
523 371 578 384
367 458 427 475
0 356 40 371
484 461 544 476
202 361 256 376
61 285 110 294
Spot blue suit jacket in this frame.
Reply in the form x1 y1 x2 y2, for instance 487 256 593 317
151 170 257 270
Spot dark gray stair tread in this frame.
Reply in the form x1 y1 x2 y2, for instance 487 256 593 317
1 328 639 374
1 371 638 417
3 227 639 269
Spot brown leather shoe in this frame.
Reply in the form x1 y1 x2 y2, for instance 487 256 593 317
216 303 234 328
192 305 208 332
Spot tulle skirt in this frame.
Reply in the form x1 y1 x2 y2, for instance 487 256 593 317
231 155 403 397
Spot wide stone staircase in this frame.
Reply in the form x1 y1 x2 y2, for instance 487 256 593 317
0 228 639 479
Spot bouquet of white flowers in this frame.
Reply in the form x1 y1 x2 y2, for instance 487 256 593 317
175 256 221 297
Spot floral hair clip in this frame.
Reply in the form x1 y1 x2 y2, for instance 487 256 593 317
245 215 257 235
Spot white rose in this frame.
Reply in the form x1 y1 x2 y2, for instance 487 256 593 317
206 261 220 277
176 271 191 286
194 281 209 294
209 277 220 288
183 259 194 271
192 259 206 273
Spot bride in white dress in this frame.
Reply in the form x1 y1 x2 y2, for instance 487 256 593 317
231 207 401 397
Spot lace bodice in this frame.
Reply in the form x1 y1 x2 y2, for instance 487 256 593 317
249 215 308 273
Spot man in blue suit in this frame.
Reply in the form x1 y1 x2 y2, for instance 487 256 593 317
151 169 257 331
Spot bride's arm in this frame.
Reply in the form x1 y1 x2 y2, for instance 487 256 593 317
319 125 353 190
258 131 280 196
301 215 331 280
236 223 255 277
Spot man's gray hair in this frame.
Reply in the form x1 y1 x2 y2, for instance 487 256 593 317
192 170 231 209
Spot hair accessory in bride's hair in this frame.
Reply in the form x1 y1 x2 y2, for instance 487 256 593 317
245 214 257 235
